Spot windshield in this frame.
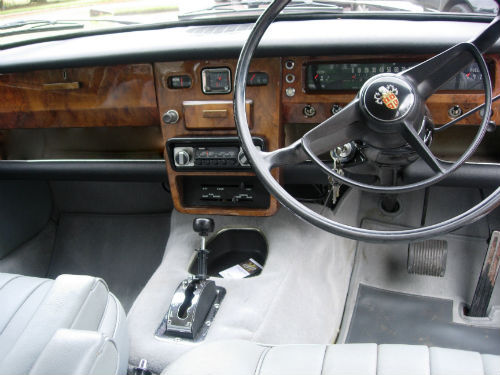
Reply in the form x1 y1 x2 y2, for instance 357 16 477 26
0 0 498 46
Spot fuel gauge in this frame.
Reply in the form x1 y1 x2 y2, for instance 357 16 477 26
461 63 483 90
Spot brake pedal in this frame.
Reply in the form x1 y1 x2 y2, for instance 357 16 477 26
407 239 448 277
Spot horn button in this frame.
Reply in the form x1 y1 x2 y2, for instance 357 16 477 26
361 75 415 124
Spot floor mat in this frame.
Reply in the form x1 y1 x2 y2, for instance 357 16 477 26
346 284 500 355
48 213 170 312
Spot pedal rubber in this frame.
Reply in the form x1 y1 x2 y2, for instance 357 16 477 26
407 239 448 277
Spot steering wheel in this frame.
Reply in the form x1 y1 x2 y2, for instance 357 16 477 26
234 0 500 242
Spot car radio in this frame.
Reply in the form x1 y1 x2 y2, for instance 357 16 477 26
166 137 265 171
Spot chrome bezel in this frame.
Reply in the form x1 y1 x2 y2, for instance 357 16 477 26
201 67 232 95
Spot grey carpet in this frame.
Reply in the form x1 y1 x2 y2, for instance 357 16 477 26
347 284 500 355
48 213 171 312
0 221 56 278
127 197 360 373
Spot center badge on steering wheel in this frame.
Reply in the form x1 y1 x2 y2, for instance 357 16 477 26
374 84 399 110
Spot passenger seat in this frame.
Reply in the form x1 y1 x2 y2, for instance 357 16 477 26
0 273 128 375
163 339 500 375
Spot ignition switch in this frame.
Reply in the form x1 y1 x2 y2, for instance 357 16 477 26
331 142 356 163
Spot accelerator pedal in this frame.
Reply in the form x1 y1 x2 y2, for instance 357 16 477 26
467 231 500 317
407 239 448 277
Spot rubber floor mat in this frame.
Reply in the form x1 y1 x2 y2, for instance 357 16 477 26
346 284 500 355
48 213 170 312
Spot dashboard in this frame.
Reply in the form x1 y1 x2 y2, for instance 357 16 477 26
0 18 499 216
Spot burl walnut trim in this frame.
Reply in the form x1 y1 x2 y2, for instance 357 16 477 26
155 58 282 217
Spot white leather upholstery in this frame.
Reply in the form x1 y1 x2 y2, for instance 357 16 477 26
0 273 129 375
163 340 500 375
29 329 119 375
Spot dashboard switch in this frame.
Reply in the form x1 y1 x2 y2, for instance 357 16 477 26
303 105 316 118
168 75 192 89
332 104 343 114
448 105 463 119
163 109 179 124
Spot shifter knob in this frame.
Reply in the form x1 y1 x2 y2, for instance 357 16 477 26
193 218 214 237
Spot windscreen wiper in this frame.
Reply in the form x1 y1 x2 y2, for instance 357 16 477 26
0 19 139 38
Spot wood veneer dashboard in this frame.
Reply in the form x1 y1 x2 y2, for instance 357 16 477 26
281 55 500 126
155 58 282 216
0 54 499 216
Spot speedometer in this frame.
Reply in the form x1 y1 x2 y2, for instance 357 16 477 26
305 62 484 91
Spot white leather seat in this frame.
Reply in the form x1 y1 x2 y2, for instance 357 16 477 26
0 273 129 375
163 340 500 375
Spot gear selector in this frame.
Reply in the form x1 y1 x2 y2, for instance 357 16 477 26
161 218 225 340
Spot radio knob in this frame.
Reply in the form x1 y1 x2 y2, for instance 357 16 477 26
162 109 179 124
174 150 191 166
238 149 250 167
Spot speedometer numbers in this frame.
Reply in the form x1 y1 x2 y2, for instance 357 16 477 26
306 62 484 91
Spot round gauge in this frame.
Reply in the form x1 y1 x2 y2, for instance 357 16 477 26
461 63 483 90
313 70 330 84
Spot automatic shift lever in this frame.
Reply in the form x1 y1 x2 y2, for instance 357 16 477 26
193 218 214 281
162 218 224 340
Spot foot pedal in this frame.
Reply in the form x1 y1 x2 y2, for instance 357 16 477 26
467 231 500 317
407 239 448 277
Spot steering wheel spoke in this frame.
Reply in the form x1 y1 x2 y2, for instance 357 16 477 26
401 121 446 174
400 43 475 100
302 98 364 156
261 140 308 169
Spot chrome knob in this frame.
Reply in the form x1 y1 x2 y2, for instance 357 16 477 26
162 109 179 124
174 150 191 166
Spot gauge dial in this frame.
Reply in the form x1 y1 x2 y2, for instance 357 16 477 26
202 67 231 94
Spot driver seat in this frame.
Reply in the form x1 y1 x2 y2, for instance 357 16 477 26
162 340 500 375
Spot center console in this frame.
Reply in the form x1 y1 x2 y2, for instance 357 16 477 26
154 58 282 216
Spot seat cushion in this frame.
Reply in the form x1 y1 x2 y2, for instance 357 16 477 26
0 273 128 375
163 340 500 375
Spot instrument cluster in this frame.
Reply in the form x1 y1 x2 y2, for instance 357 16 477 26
305 61 484 91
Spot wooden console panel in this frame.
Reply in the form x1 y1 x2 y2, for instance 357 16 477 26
155 58 282 216
0 64 159 129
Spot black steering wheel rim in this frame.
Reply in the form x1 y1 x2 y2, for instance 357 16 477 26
234 0 500 242
300 42 492 194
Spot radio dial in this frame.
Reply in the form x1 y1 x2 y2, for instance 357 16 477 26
174 150 191 166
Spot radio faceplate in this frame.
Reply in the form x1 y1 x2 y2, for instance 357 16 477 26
166 137 265 171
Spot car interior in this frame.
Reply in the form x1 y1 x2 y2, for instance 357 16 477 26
0 0 500 373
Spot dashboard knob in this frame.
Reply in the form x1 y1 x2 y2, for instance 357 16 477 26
162 109 179 124
174 150 191 166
